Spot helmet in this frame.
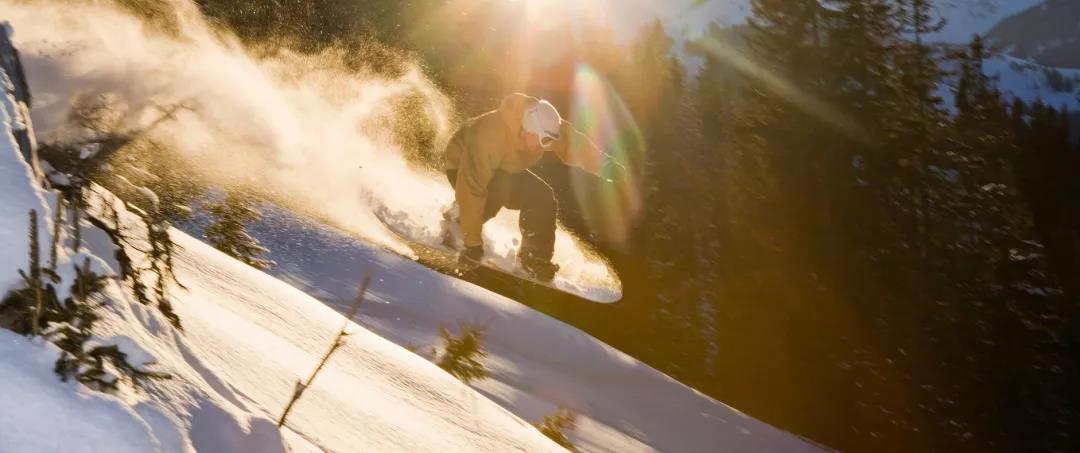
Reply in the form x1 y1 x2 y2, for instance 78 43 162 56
522 100 562 149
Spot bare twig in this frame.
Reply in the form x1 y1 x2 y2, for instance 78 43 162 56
48 195 64 273
28 210 43 336
278 273 372 427
71 187 83 253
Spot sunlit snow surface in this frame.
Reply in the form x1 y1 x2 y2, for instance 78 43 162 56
228 205 827 452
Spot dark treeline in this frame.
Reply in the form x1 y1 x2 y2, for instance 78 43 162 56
180 0 1080 451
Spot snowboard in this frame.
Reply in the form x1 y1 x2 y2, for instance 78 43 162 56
374 204 622 304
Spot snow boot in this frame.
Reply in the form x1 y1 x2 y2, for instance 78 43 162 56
520 253 559 282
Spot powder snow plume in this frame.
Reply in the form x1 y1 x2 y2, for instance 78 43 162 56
3 0 621 299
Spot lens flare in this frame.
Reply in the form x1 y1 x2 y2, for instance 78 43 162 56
695 35 870 144
567 64 644 247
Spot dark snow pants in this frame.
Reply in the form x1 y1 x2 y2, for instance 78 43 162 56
447 169 557 262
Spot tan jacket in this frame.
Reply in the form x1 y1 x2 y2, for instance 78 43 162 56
445 93 611 247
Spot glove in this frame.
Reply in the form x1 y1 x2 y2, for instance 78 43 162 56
458 245 484 268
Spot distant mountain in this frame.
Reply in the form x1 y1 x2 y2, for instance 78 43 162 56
927 0 1046 43
648 0 1045 44
974 55 1080 111
986 0 1080 69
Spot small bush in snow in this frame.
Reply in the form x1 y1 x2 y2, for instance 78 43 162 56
0 212 170 393
433 323 488 384
37 94 190 330
0 210 60 336
535 408 578 451
141 207 184 328
206 189 274 270
51 258 170 392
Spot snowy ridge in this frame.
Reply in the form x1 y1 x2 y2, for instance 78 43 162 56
0 45 46 291
983 55 1080 111
627 0 1047 44
938 54 1080 114
986 0 1080 69
925 0 1046 43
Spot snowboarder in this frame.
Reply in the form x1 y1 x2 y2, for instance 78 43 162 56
443 93 624 281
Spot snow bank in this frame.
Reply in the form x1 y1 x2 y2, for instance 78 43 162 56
0 60 48 292
0 331 164 452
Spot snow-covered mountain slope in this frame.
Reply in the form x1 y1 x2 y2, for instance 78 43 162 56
639 0 1046 44
986 0 1080 69
178 201 828 453
984 55 1080 110
164 221 565 452
2 59 565 452
926 0 1047 43
937 54 1080 114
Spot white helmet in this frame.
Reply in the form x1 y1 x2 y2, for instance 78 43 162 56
522 100 562 149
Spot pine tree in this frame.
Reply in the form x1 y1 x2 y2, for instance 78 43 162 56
535 408 577 451
205 189 273 271
52 258 169 393
434 324 488 384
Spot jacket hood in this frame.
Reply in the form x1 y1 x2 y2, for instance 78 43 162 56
497 93 539 135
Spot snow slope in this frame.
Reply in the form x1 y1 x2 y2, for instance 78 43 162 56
984 55 1080 111
0 53 47 291
165 222 563 452
926 0 1047 43
2 58 564 452
182 203 828 452
626 0 1046 44
938 55 1080 113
